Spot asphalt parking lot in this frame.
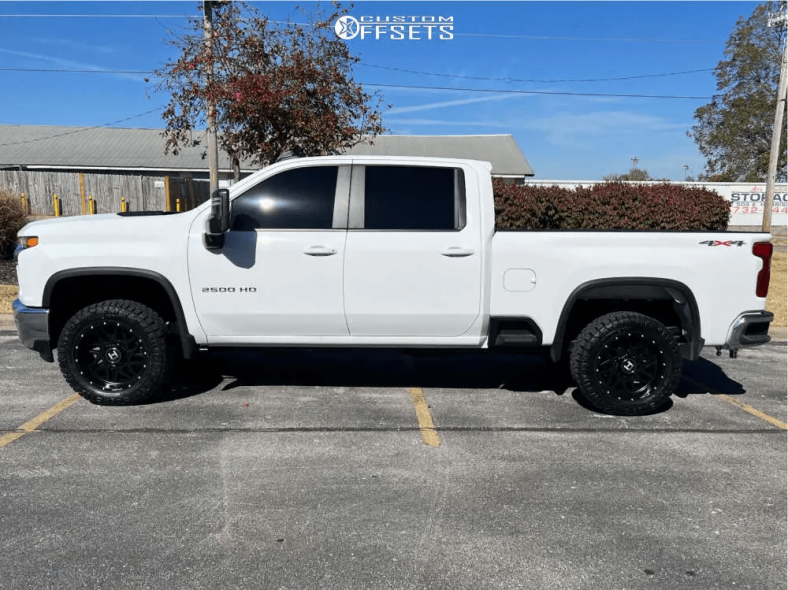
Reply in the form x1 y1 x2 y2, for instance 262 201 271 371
1 330 785 590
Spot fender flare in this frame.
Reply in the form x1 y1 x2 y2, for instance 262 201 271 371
43 267 197 359
550 277 703 362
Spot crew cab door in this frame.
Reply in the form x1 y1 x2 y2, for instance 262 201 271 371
187 164 350 339
343 163 482 337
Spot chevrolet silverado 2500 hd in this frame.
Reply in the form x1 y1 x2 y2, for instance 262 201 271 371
13 156 774 414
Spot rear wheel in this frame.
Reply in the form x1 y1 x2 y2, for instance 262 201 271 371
57 300 171 405
570 312 681 415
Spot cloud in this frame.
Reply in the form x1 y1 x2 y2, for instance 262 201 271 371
386 117 509 127
0 48 145 82
388 94 517 115
31 37 114 55
516 111 690 147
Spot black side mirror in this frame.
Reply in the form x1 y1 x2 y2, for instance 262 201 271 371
205 188 230 250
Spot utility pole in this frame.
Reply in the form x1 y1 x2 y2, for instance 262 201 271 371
203 0 220 194
763 8 788 232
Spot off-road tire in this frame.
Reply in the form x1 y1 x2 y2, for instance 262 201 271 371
569 311 682 415
58 300 171 405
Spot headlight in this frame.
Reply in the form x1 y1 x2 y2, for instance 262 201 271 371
18 236 39 250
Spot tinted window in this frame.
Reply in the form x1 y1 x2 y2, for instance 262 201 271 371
364 166 465 230
231 166 338 230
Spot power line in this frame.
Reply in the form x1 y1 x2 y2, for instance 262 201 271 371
0 68 150 74
360 64 715 84
0 66 714 98
365 83 712 100
455 32 722 43
0 65 716 88
0 15 723 43
0 14 192 18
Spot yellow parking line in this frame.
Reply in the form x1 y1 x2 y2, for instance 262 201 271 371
0 393 82 449
409 388 441 447
715 395 787 430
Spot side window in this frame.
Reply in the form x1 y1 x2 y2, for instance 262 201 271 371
231 166 338 230
363 166 466 230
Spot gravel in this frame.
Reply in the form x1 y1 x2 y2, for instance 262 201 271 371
0 258 18 286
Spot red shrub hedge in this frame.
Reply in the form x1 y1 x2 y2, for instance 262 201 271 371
493 180 730 231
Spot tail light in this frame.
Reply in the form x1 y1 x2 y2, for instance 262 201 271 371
752 241 773 298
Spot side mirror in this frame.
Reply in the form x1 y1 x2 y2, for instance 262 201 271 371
204 188 230 250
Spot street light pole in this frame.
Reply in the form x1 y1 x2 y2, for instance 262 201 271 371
203 0 220 194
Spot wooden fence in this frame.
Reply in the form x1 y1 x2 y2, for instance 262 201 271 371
0 169 211 216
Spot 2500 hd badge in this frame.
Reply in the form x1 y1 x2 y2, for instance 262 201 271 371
202 286 258 293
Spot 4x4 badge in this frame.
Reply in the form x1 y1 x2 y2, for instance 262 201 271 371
698 240 745 247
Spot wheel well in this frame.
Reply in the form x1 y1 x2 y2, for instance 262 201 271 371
47 274 180 350
550 279 702 362
562 299 681 350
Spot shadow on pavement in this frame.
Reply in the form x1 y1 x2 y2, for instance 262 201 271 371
149 348 746 414
676 357 746 397
152 348 574 404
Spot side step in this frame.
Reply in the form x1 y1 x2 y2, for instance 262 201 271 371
490 318 543 348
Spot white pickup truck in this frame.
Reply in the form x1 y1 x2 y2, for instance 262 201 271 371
13 156 775 414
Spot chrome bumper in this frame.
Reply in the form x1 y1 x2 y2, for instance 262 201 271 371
725 310 773 350
12 299 54 362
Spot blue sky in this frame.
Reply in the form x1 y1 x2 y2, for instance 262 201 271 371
0 1 764 180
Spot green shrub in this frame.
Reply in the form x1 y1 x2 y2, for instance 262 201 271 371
0 189 28 259
493 180 730 231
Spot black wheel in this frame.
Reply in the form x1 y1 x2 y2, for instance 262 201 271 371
569 312 682 415
57 300 171 405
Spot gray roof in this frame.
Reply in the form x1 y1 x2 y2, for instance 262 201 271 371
344 135 533 177
0 125 533 177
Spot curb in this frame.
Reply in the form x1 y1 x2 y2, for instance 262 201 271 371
1 314 786 342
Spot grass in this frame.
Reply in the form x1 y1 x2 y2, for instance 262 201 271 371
0 253 785 326
768 251 787 327
0 285 16 314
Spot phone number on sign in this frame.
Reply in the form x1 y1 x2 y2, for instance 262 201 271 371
731 206 788 214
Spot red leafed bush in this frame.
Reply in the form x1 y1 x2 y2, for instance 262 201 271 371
493 179 730 231
0 188 28 259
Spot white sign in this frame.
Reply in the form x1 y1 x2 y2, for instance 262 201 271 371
334 15 454 41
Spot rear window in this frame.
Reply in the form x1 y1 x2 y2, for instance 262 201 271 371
363 166 466 230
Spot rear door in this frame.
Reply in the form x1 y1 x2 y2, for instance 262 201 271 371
343 163 482 337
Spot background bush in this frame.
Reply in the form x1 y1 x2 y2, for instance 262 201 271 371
493 180 730 231
0 189 28 259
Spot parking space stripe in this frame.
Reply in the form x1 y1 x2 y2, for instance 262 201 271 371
715 394 787 430
0 393 82 449
409 388 441 447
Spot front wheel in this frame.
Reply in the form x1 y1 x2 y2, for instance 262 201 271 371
58 300 171 405
569 312 682 415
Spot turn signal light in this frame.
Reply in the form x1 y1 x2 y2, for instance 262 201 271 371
18 236 39 249
752 241 773 298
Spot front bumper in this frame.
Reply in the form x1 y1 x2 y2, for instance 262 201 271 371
12 299 53 362
725 310 773 350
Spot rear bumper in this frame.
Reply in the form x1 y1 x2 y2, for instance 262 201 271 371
725 310 773 350
12 299 53 362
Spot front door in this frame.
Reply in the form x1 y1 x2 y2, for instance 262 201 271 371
188 165 350 340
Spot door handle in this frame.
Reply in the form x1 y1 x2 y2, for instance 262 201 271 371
440 247 475 258
304 246 337 257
